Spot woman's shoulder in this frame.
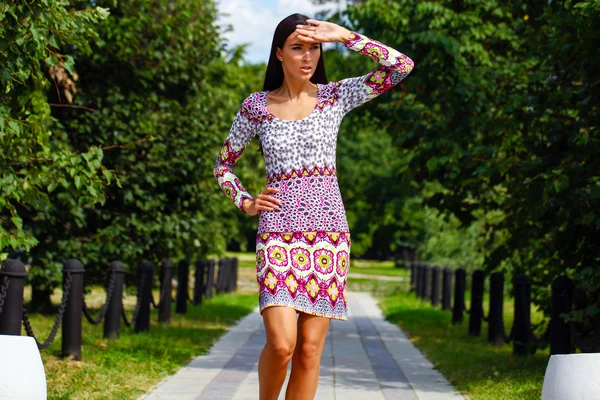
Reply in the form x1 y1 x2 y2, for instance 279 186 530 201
239 91 272 125
319 80 343 99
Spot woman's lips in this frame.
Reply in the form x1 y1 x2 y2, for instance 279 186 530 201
300 66 312 73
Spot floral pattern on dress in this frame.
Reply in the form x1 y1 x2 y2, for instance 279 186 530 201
256 231 351 320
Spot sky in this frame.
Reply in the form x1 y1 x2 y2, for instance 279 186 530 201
215 0 347 64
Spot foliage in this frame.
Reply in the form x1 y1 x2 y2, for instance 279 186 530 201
21 0 265 293
0 1 111 259
314 0 599 349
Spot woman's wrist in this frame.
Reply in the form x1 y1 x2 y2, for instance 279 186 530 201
338 28 353 45
243 199 257 216
242 198 252 213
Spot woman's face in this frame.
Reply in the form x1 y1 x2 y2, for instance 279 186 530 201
276 31 320 82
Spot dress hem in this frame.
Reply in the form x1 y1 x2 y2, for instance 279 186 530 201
259 302 348 321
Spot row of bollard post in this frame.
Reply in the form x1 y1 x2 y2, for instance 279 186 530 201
410 261 575 356
0 256 238 360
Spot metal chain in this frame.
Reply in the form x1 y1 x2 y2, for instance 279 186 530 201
121 303 132 327
22 271 72 350
122 272 144 328
150 292 159 309
82 270 116 325
0 276 10 316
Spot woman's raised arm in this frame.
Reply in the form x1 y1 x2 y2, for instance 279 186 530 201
337 31 415 114
295 20 415 115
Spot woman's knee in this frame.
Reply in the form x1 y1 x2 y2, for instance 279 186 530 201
295 340 321 369
268 339 296 363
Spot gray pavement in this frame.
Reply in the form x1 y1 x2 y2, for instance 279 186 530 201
141 292 464 400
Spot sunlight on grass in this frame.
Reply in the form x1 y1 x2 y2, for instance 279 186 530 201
24 254 552 399
376 285 549 400
23 284 257 400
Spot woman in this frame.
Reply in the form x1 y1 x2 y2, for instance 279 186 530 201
214 13 414 400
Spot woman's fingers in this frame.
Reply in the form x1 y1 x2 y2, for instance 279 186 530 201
263 187 280 194
256 187 281 212
296 24 317 31
296 34 317 43
256 200 277 212
258 194 281 206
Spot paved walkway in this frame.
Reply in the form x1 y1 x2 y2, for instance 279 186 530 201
141 292 464 400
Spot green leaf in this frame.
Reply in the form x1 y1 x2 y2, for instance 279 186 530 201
585 305 600 317
11 216 23 230
63 56 75 75
8 121 20 134
553 175 570 193
47 181 58 193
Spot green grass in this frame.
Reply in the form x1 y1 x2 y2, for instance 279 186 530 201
24 287 257 400
345 277 549 400
350 259 410 277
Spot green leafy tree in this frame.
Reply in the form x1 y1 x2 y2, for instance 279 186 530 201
315 0 598 348
0 1 112 309
35 0 265 288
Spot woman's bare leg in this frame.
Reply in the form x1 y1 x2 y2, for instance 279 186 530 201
285 313 331 400
259 306 298 400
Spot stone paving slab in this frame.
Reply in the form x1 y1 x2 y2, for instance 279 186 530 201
141 292 465 400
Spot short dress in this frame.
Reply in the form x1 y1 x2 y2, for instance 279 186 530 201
214 31 414 320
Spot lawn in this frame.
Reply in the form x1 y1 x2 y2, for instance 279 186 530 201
22 284 257 400
346 276 549 400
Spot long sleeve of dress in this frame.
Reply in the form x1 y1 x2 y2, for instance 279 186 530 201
338 31 415 114
213 96 259 214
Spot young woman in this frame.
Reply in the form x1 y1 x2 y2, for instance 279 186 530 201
214 13 414 400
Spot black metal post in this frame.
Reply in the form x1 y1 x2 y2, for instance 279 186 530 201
224 257 231 293
442 267 453 311
205 259 215 299
416 262 424 298
423 264 432 300
550 276 573 355
62 259 85 360
410 261 417 292
232 257 239 292
488 271 507 346
512 273 535 355
468 270 485 336
452 268 466 325
135 260 154 333
431 266 441 306
0 259 27 335
176 259 189 314
221 257 229 293
193 259 205 305
159 259 174 323
226 257 235 293
104 261 126 339
216 258 226 294
420 263 427 298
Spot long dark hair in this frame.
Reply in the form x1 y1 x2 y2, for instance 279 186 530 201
258 13 329 155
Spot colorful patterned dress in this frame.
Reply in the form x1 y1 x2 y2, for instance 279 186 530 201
214 32 414 320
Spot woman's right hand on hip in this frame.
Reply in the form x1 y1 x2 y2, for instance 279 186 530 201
243 187 281 216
